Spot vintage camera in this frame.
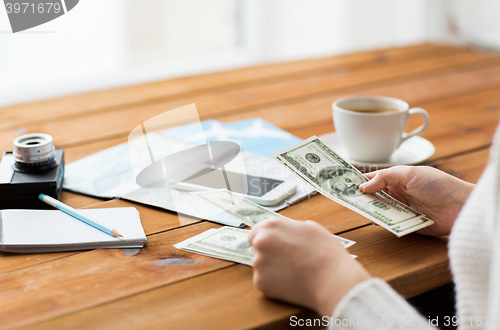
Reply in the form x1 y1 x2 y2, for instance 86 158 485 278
0 133 64 209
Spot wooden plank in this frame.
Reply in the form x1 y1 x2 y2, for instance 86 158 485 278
21 225 449 330
0 50 498 154
219 63 500 131
279 194 371 233
64 136 127 164
0 44 458 129
24 265 299 330
0 221 227 330
59 191 105 208
345 226 450 298
0 251 78 276
430 147 490 184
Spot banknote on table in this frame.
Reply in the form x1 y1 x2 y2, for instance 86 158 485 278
193 189 355 248
272 136 434 237
175 226 357 267
175 227 253 266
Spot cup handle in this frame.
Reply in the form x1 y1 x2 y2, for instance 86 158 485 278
401 107 429 143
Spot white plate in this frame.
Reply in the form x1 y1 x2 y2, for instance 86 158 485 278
318 132 435 169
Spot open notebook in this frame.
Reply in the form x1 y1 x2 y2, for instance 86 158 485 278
0 207 147 253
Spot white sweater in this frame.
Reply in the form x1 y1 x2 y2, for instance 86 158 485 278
330 128 500 330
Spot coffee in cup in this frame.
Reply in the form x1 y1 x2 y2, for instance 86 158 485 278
345 108 399 114
332 96 429 163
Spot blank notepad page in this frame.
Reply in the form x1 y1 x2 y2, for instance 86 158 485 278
0 208 146 246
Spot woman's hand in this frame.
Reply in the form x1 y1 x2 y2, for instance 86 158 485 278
249 219 370 317
359 165 474 236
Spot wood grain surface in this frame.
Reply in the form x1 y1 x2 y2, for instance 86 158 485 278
0 44 498 330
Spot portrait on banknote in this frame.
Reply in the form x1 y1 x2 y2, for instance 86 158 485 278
317 166 364 197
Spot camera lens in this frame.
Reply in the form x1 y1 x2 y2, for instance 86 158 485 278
12 133 57 172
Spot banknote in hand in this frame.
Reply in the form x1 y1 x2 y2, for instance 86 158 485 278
273 136 434 237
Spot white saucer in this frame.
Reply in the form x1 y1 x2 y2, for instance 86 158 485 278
318 132 435 169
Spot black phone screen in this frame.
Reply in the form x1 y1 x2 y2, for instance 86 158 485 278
182 168 284 197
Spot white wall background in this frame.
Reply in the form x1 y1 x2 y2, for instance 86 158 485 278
0 0 499 107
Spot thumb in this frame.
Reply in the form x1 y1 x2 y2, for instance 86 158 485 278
359 166 412 194
248 223 263 245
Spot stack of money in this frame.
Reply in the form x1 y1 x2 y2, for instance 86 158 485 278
175 189 356 266
175 226 253 266
273 136 434 237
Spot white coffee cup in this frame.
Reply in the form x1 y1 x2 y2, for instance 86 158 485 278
333 96 429 163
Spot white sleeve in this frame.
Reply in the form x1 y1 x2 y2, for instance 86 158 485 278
486 192 500 330
328 278 435 330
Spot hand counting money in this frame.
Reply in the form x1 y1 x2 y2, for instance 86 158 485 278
193 188 355 248
273 136 434 237
175 188 357 266
175 225 356 267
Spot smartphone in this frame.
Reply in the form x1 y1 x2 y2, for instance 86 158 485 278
171 168 297 206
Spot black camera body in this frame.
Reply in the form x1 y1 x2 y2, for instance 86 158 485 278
0 134 64 209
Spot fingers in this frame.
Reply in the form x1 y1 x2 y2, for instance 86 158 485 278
248 218 288 246
359 166 413 194
363 171 381 180
248 221 263 245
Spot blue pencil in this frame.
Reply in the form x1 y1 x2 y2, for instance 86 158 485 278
38 193 122 238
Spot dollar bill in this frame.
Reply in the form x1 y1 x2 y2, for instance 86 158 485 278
193 189 356 248
273 136 434 237
175 227 253 266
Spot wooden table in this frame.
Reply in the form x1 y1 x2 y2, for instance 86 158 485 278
1 44 499 329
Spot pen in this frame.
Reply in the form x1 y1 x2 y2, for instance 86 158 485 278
38 193 122 238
